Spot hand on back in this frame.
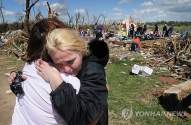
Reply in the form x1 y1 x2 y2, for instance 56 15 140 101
35 60 62 84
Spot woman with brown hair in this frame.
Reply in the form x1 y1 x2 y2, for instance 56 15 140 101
8 18 81 125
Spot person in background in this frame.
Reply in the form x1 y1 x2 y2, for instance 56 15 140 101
98 24 103 33
103 30 110 40
143 24 147 35
168 24 174 37
0 36 4 45
96 29 103 39
162 24 167 38
154 24 158 35
136 25 142 36
83 29 90 43
130 36 141 52
93 22 98 39
130 23 134 39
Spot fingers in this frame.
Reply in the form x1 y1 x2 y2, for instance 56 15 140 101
35 60 42 71
7 72 17 85
35 60 51 71
8 73 27 85
22 75 27 81
7 77 13 85
39 59 43 65
35 60 48 67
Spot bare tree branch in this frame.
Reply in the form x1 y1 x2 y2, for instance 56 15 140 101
0 0 5 24
23 0 39 35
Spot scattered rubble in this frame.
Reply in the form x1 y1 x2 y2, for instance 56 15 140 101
0 29 28 60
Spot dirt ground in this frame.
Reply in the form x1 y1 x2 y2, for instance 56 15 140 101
0 54 17 125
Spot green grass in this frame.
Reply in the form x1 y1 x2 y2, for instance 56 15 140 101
147 24 191 34
106 57 191 125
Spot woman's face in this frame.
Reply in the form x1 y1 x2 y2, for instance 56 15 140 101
49 50 83 76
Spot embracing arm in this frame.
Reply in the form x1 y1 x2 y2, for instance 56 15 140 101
35 60 63 91
50 63 108 125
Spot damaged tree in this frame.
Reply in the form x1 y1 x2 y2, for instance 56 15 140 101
35 11 43 22
46 1 57 18
0 0 5 24
66 10 73 27
23 0 39 35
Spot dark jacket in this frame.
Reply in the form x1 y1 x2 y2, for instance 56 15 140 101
143 25 147 32
50 39 109 125
163 25 167 31
168 26 174 33
155 24 158 32
96 32 103 39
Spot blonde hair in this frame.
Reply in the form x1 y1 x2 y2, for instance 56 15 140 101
46 28 89 56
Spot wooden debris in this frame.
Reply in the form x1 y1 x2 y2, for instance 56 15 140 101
163 80 191 100
7 66 16 70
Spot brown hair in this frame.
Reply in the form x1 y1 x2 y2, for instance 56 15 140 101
25 18 68 64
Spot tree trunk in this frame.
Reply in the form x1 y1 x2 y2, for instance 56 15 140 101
23 0 39 35
0 0 5 24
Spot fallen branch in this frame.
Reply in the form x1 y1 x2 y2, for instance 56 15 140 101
12 41 22 52
159 56 174 65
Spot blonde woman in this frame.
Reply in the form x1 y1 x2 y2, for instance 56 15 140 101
35 28 109 125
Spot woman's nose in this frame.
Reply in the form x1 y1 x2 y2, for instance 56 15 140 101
60 66 71 74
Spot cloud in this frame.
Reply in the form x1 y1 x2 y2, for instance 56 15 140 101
35 1 47 6
113 7 122 11
3 9 15 16
111 13 122 16
109 13 123 19
140 1 153 6
118 0 131 4
50 3 66 10
131 0 191 22
75 9 86 14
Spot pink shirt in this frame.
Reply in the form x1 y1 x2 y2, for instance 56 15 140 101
12 62 80 125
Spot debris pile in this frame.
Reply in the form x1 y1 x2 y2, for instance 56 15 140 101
0 29 28 60
140 31 191 80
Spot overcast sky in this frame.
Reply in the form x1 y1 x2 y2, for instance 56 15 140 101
1 0 191 24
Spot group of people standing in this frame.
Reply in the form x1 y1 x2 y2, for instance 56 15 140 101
129 23 174 39
154 23 174 38
128 23 147 39
162 24 174 37
129 23 174 52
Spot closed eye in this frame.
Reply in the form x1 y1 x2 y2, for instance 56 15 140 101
67 60 74 64
55 64 62 68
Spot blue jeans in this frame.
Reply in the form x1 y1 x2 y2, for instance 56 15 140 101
168 31 172 37
118 36 123 41
131 42 139 52
162 31 166 38
93 31 97 39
